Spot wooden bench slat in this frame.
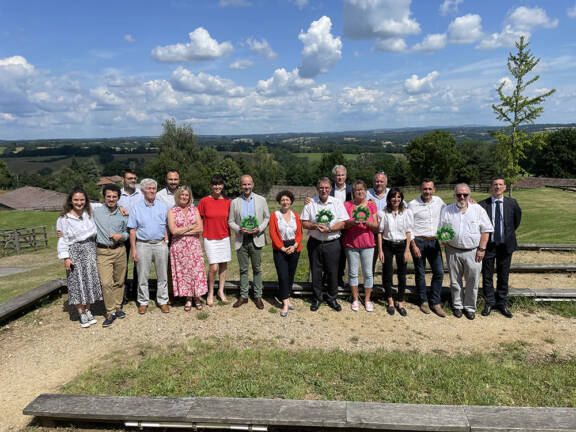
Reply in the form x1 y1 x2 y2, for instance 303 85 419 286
0 278 65 322
465 406 576 432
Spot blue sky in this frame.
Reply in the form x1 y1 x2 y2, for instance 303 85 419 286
1 0 575 139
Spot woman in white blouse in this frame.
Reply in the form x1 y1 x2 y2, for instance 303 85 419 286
57 186 103 328
377 188 414 316
269 190 303 317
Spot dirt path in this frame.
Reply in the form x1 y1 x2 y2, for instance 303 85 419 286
1 292 575 431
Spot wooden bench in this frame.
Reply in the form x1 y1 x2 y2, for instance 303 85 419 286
518 243 576 252
23 394 576 431
0 278 66 323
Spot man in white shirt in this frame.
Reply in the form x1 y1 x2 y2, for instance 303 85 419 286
301 177 348 312
439 184 493 320
408 179 446 317
156 170 180 208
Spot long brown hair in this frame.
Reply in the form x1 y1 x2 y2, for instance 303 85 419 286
61 186 91 217
385 187 405 213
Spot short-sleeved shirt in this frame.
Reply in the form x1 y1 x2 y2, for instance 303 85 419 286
342 201 377 249
301 195 349 241
408 196 446 238
118 187 143 212
440 203 493 249
127 199 168 241
378 208 414 242
156 188 176 208
198 196 231 240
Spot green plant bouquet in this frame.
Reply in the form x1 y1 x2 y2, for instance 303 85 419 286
436 225 456 242
240 215 259 230
315 209 334 225
352 205 370 222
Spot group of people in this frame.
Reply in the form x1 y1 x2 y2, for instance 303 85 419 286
56 165 521 328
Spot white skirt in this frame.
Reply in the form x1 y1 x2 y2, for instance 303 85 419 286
203 237 232 264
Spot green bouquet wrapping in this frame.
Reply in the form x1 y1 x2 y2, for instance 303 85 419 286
436 225 456 242
352 205 370 222
315 209 334 224
240 215 259 230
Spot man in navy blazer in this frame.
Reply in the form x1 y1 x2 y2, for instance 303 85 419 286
479 177 522 318
330 164 351 287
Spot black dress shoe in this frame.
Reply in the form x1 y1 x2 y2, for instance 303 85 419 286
498 305 513 318
327 300 342 312
481 304 493 317
452 309 463 318
310 299 321 312
397 307 407 317
464 310 475 320
386 305 395 315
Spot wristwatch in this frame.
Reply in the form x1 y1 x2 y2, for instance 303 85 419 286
477 247 486 252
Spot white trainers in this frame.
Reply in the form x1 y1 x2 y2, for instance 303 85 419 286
351 300 360 311
85 310 97 325
79 313 91 328
365 301 374 312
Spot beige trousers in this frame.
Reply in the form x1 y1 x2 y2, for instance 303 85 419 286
97 246 127 315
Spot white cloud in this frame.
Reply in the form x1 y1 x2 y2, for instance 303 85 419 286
342 0 420 52
477 7 557 50
439 0 463 16
0 113 16 122
298 16 342 78
171 67 244 96
0 55 35 79
373 38 407 52
256 68 315 96
404 71 439 94
90 87 124 107
569 2 576 18
448 14 483 44
291 0 309 9
218 0 251 7
151 27 233 62
412 33 447 53
229 59 253 70
496 76 514 94
339 86 384 104
246 38 277 59
124 34 135 43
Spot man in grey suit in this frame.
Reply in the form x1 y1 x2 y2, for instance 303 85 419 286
229 174 270 309
480 176 522 318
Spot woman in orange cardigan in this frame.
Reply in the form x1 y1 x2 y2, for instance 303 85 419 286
269 190 303 317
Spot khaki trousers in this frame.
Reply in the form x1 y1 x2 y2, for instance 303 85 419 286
97 246 127 315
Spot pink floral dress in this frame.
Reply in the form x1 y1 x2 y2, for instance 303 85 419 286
169 206 208 297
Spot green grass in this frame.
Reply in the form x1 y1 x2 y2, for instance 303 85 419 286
293 152 359 163
0 210 59 231
61 339 576 407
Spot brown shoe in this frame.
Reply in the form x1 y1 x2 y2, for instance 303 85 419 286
420 302 431 314
160 304 170 314
138 305 147 315
233 297 249 308
255 297 264 310
431 304 446 317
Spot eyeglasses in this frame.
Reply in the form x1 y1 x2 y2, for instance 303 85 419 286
455 193 469 198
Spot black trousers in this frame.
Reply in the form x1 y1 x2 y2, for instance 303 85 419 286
307 237 340 302
481 242 513 307
123 242 138 302
273 243 301 301
382 240 407 302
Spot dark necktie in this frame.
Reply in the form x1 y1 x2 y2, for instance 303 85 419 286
494 200 502 243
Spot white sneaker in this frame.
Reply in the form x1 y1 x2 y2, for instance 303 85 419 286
365 301 374 312
79 313 91 328
351 300 360 311
85 310 97 325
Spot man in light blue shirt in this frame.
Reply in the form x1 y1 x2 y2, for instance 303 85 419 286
128 178 170 314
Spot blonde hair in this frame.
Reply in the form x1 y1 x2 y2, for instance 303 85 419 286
174 186 193 206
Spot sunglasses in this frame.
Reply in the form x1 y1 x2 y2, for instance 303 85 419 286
456 193 469 198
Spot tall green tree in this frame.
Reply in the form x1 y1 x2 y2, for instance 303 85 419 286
405 130 461 184
492 36 555 193
0 159 14 188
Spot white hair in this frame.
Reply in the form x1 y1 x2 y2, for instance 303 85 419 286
332 165 347 175
454 183 470 193
140 178 158 189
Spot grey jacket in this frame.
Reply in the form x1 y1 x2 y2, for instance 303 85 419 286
228 193 270 250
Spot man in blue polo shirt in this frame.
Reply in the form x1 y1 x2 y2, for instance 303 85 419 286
127 178 170 314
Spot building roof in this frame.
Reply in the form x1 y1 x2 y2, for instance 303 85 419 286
0 186 68 211
96 175 123 186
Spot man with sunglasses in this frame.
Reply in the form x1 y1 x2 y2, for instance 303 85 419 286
439 184 493 320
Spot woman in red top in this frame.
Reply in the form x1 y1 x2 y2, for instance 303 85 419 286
269 190 303 317
197 174 231 306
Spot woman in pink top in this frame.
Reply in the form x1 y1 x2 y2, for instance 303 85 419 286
343 180 379 312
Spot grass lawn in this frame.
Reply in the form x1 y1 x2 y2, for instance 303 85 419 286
62 339 575 407
293 152 359 163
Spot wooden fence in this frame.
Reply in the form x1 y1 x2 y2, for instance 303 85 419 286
0 225 48 256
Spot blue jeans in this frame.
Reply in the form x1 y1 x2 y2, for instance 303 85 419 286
412 238 444 306
345 247 374 288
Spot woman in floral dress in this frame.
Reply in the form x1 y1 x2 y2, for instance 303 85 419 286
167 186 208 311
